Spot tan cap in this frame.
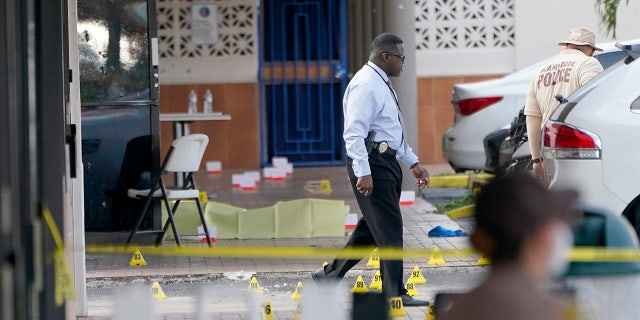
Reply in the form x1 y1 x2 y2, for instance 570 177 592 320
559 27 603 51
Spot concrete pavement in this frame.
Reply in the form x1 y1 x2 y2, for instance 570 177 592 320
82 165 482 319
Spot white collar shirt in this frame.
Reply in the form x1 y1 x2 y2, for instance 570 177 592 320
343 62 419 177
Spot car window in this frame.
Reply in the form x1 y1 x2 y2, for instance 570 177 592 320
570 49 638 102
564 59 628 104
551 57 639 121
597 51 628 69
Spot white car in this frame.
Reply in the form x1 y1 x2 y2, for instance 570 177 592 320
544 42 640 229
442 43 628 172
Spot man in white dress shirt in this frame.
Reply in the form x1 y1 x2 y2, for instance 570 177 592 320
312 33 431 307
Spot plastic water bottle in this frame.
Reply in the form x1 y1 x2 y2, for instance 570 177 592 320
188 90 198 113
203 89 213 113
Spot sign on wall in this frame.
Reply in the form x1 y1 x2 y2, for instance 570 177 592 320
158 0 257 84
190 4 219 45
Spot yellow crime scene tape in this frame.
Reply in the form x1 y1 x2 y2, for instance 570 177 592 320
569 247 640 262
86 245 470 260
41 205 76 306
37 198 640 309
83 244 640 263
36 193 640 320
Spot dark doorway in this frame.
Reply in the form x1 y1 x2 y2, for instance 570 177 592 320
260 0 348 166
77 0 161 232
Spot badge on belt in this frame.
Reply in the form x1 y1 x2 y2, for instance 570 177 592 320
377 141 388 154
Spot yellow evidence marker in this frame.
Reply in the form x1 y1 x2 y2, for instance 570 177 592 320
388 296 407 318
248 276 264 294
351 275 369 293
291 282 303 301
369 270 382 291
262 301 275 320
426 301 436 320
477 254 490 266
407 266 427 284
366 248 380 268
151 281 167 300
405 281 420 297
427 246 446 266
129 248 147 266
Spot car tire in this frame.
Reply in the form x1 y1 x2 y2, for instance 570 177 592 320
452 166 468 174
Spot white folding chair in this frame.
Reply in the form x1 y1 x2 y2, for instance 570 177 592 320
126 134 212 247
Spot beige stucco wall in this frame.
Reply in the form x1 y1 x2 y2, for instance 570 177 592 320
513 0 637 70
157 0 640 166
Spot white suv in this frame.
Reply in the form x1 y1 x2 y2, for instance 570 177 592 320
544 42 640 223
443 43 628 172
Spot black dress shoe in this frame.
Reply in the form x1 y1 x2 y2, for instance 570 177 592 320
311 266 327 281
311 265 340 283
401 294 430 307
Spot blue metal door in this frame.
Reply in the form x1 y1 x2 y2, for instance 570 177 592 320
260 0 347 166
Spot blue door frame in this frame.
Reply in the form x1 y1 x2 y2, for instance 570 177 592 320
259 0 347 166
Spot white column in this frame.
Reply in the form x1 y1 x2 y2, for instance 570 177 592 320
382 0 419 189
67 0 86 317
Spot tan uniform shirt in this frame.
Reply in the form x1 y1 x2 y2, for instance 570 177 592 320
524 49 603 159
524 49 603 126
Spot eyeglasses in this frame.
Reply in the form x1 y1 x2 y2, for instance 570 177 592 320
384 52 405 62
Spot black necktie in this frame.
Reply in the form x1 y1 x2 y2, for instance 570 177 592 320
386 80 407 153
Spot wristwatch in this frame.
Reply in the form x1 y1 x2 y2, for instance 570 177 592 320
532 157 544 164
410 161 420 169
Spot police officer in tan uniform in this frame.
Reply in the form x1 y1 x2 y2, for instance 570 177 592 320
524 28 603 179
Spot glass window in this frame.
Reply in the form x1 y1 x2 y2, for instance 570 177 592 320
77 0 150 102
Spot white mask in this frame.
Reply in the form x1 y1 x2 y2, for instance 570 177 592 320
546 222 574 278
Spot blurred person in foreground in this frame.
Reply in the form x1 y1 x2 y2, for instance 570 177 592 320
525 27 603 179
439 172 578 320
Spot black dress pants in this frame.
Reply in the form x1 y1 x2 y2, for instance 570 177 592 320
325 152 405 298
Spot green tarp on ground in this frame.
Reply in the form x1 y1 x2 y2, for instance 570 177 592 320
162 198 349 240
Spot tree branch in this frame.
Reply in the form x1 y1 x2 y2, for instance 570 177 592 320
595 0 629 38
